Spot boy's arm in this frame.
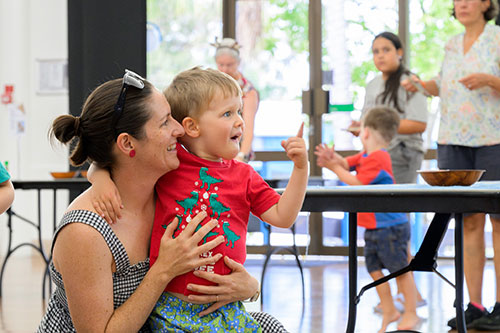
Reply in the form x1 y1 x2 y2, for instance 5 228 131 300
330 164 363 186
0 180 14 214
315 144 362 185
87 163 123 224
260 123 308 229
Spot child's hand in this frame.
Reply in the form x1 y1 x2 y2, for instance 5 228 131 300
314 143 340 169
90 178 123 224
281 122 307 169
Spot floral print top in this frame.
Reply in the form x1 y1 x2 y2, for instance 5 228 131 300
435 24 500 147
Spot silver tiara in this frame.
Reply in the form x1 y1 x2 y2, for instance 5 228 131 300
210 37 241 54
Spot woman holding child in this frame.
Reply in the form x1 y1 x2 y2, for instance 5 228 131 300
88 67 306 332
37 70 287 332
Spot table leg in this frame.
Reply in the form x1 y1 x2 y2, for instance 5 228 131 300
53 189 57 232
346 212 357 333
0 208 14 298
455 213 467 332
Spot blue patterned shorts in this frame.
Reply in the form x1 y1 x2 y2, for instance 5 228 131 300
148 292 262 332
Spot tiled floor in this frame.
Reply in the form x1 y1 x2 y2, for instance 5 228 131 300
1 254 499 332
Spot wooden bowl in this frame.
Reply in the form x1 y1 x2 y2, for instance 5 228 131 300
417 169 485 186
50 171 76 179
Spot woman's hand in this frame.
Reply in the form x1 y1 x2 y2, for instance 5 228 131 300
154 211 225 282
459 73 492 90
186 256 259 316
401 75 439 96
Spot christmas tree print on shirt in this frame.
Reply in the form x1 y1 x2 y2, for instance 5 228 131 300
169 167 241 249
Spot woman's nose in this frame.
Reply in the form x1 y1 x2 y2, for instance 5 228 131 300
174 121 185 137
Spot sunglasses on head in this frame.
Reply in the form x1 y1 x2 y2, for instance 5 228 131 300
112 69 145 136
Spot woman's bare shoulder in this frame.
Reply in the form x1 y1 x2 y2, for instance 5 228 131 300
52 220 112 271
66 188 100 215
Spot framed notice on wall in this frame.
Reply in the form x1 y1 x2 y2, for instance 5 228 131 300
36 59 68 94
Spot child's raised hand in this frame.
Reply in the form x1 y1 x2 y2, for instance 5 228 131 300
281 122 308 169
90 177 123 225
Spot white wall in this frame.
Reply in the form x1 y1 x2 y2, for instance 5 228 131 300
0 0 69 256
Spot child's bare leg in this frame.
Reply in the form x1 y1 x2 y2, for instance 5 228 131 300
396 272 420 330
370 270 400 333
395 242 424 303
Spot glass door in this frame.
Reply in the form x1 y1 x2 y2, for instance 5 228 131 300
146 0 223 90
321 0 398 248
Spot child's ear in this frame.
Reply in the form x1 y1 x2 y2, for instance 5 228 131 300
182 117 200 138
361 127 369 140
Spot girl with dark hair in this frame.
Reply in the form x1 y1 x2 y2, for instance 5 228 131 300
361 32 428 185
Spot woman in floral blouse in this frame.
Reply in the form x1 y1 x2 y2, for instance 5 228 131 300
402 0 500 330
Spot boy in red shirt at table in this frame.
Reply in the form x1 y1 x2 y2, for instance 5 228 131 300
315 106 419 333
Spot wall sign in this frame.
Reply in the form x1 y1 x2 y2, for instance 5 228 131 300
36 59 68 94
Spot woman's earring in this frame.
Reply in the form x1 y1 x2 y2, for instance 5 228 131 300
129 149 136 158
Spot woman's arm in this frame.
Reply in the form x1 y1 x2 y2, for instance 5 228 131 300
238 89 259 159
459 73 500 93
54 212 224 332
0 179 14 214
401 77 439 97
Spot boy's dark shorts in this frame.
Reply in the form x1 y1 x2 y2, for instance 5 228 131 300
364 222 410 274
438 143 500 219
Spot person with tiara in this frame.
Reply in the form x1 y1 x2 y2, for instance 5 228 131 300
212 37 259 163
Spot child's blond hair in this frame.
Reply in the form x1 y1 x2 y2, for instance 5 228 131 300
164 66 242 123
362 106 400 144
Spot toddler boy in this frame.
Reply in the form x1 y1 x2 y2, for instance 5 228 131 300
315 106 419 332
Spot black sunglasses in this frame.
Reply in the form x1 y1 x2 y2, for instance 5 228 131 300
112 69 145 136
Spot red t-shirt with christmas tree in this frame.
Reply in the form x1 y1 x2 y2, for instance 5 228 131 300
150 143 281 295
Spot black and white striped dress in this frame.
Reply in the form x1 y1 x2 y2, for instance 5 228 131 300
36 210 288 333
